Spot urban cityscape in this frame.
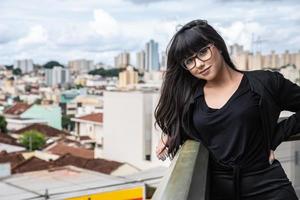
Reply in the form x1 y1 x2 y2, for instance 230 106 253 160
1 0 300 199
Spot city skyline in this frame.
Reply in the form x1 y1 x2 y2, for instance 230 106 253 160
0 0 299 66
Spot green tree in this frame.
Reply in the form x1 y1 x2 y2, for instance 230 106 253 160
88 67 124 77
13 68 22 76
19 130 46 151
62 115 75 131
5 65 13 70
43 61 64 69
0 115 7 134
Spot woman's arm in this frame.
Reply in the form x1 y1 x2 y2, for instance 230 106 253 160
271 71 300 150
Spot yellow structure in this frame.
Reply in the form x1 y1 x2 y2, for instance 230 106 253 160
66 186 144 200
118 66 138 88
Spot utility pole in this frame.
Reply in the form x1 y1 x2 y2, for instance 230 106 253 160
29 135 32 151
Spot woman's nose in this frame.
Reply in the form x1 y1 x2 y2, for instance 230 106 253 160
195 58 205 69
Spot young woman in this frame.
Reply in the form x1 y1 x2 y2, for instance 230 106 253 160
154 19 300 200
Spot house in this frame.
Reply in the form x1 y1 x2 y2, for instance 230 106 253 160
4 103 62 130
0 134 25 153
54 154 139 176
71 112 103 154
43 140 94 159
12 123 69 140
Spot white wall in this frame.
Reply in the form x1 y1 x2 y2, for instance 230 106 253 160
103 91 169 169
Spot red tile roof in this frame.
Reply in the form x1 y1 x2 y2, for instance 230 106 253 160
79 136 92 140
0 151 25 168
14 123 69 137
77 113 103 123
4 103 32 115
46 143 94 159
12 156 56 174
0 134 22 146
54 154 123 174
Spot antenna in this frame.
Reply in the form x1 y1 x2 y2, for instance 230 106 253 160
251 33 268 53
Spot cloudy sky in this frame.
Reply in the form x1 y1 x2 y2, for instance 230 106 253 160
0 0 299 66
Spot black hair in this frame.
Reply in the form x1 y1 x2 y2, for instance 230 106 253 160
154 19 241 159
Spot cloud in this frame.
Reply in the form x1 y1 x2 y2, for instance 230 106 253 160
125 0 175 5
217 21 266 51
17 25 48 46
0 0 299 65
89 9 120 38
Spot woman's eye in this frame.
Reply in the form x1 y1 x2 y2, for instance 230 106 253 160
185 58 194 64
198 48 208 56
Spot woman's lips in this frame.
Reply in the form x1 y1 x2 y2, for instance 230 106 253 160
199 66 211 74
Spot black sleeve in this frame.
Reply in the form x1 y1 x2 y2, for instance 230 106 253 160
271 71 300 150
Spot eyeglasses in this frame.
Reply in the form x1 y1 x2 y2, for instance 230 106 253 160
181 44 213 70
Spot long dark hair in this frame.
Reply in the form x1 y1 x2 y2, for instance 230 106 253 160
154 19 241 159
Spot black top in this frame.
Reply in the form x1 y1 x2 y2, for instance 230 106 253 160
193 74 269 168
191 74 290 199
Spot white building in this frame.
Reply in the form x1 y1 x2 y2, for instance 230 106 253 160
45 66 70 87
13 59 34 74
71 113 104 157
114 52 130 68
145 39 160 72
102 90 170 170
136 50 146 71
68 59 94 74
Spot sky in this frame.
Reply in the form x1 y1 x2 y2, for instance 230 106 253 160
0 0 299 66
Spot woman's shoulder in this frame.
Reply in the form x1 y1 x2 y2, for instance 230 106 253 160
244 69 282 85
244 69 280 77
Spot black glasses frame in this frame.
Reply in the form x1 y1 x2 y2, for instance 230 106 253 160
181 44 213 70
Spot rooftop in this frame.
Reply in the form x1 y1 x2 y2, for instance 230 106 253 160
4 103 32 116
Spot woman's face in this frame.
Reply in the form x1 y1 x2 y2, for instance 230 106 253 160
184 44 224 81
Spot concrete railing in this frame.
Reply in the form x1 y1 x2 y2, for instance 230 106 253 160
152 117 300 200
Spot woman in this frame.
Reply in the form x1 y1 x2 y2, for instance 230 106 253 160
154 19 299 200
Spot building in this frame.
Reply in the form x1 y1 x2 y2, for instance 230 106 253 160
145 39 160 72
71 113 103 156
114 51 130 68
160 51 167 71
118 66 139 88
45 66 70 87
0 166 146 199
4 103 62 130
102 90 170 169
229 44 300 71
136 50 146 71
68 59 94 74
13 59 34 74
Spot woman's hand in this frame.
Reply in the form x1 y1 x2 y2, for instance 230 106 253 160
156 134 169 161
269 150 275 165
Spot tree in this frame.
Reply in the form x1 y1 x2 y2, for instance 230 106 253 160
13 68 22 76
19 130 46 151
88 67 123 77
62 115 75 131
43 61 64 69
0 115 7 134
5 65 13 70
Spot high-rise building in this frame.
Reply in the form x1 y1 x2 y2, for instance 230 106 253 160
68 59 94 74
114 52 130 68
136 50 146 71
13 59 34 74
45 66 70 87
160 51 167 71
145 39 160 72
229 43 244 56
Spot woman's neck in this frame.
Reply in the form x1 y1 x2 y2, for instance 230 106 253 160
205 63 242 88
